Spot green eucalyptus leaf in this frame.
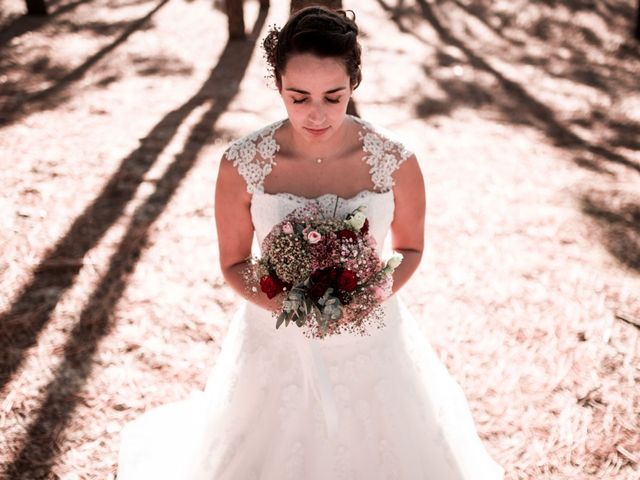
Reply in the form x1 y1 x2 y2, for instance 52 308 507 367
304 298 313 316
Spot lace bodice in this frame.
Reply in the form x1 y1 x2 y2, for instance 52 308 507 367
223 115 413 250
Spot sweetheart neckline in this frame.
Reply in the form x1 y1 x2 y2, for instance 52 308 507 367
253 189 393 203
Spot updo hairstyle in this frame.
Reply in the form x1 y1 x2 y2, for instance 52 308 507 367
262 6 362 90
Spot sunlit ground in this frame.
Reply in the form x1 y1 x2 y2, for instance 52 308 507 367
0 0 639 478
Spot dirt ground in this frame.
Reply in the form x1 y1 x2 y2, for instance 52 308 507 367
0 0 639 478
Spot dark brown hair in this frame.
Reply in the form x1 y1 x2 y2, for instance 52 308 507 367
262 6 362 90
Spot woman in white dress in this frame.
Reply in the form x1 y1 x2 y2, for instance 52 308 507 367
117 6 505 479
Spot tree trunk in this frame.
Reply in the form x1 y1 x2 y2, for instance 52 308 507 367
26 0 48 16
290 0 343 14
635 0 640 40
226 0 245 40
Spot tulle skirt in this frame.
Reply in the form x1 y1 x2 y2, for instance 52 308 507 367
117 296 504 479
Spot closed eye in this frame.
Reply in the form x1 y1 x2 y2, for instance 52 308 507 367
292 97 341 104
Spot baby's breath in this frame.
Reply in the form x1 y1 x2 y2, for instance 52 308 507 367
268 233 309 284
246 202 402 339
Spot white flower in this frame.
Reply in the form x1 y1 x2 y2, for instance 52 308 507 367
282 222 293 234
307 231 322 244
347 212 367 230
385 252 403 271
346 206 367 230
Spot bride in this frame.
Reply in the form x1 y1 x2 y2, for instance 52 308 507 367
117 6 505 479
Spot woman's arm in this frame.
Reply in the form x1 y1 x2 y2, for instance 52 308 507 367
214 154 281 313
390 154 426 294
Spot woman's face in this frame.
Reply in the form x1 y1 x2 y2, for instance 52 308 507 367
279 53 352 144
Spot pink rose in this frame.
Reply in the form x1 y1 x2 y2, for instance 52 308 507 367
371 286 387 302
307 231 322 244
282 222 293 234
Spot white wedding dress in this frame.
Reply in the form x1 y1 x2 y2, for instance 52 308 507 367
117 116 505 479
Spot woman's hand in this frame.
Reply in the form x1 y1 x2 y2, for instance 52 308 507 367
219 256 287 315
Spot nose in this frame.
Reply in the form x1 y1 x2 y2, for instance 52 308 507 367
308 104 326 126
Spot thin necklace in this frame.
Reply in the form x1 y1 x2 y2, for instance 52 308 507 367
287 133 329 165
289 147 326 164
291 120 353 165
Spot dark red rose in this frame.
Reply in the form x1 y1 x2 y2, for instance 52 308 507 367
310 269 327 283
337 229 358 242
327 266 340 283
309 282 329 300
260 274 286 299
360 219 369 235
311 267 340 284
336 269 358 292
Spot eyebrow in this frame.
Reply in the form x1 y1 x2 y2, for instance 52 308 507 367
285 87 347 94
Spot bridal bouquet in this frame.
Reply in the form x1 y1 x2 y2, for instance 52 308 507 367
245 201 403 338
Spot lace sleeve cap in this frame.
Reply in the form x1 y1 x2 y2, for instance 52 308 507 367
357 119 415 192
222 120 283 195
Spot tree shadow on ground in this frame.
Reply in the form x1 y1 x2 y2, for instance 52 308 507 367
0 0 94 49
420 0 639 171
378 0 640 175
55 17 155 35
128 52 194 77
580 192 640 273
376 0 640 310
2 7 268 478
0 0 168 125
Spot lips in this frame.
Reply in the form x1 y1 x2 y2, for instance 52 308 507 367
304 126 330 135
